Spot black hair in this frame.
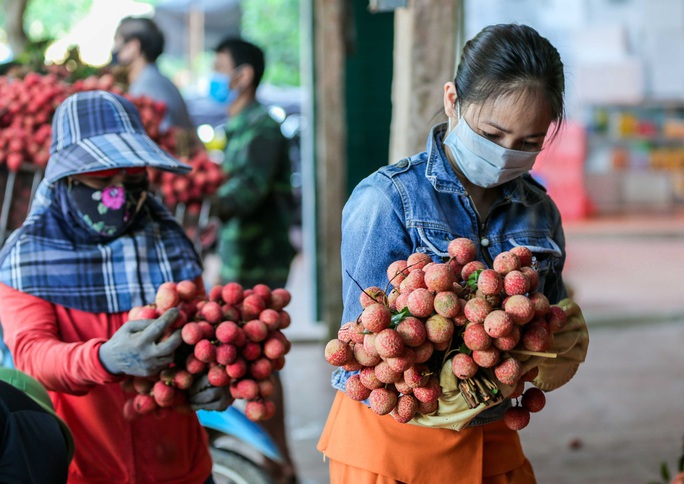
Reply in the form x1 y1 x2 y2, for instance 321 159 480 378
455 24 565 136
117 17 165 63
215 38 266 89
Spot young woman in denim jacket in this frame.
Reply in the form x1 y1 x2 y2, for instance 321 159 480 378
318 24 569 483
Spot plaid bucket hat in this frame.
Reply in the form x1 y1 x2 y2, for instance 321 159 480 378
44 90 191 183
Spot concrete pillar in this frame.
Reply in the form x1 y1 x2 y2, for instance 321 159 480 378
389 0 463 162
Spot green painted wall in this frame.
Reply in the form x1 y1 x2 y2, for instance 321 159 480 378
344 2 394 196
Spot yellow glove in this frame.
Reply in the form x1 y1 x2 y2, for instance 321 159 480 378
408 357 493 431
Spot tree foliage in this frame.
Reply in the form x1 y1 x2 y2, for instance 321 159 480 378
241 0 300 86
0 0 93 44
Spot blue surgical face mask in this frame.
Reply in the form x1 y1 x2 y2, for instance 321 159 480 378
209 72 238 107
443 108 540 188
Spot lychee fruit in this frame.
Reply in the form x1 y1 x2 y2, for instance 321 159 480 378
197 321 216 340
153 381 176 407
461 260 486 281
399 269 427 293
413 341 434 364
243 319 268 342
181 322 203 345
528 292 550 319
494 357 523 386
504 295 535 325
520 266 539 292
263 337 287 360
424 263 456 293
394 378 413 395
361 302 392 333
353 342 382 367
493 325 521 351
385 348 415 372
483 310 514 338
221 282 244 305
477 269 504 296
387 288 401 311
249 357 274 380
155 283 180 312
176 280 197 301
493 251 521 275
463 323 492 351
133 393 158 415
216 321 245 345
387 260 409 287
216 343 238 366
417 399 439 415
241 341 263 361
451 353 478 379
369 387 399 415
522 324 551 352
395 317 427 347
412 376 442 404
208 364 231 387
244 400 268 422
185 354 207 375
359 366 384 390
463 297 493 324
374 361 403 384
345 374 372 401
406 252 432 272
471 347 500 368
424 314 455 344
433 291 461 318
208 285 223 302
521 387 546 413
225 358 247 379
194 339 216 363
259 308 282 331
269 288 291 311
509 246 533 267
509 380 525 399
172 369 194 390
448 238 476 265
252 284 272 306
504 405 530 430
360 286 387 308
234 379 259 400
391 394 419 423
363 333 380 358
258 377 276 400
200 301 223 324
241 294 267 321
404 364 430 388
375 329 405 358
394 292 409 312
504 270 530 296
546 306 567 333
522 367 539 382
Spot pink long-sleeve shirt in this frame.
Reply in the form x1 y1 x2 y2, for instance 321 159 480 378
0 282 212 483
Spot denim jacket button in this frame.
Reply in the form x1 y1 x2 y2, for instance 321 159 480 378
480 237 490 247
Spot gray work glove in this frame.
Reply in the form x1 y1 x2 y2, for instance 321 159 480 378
99 309 182 377
188 373 234 411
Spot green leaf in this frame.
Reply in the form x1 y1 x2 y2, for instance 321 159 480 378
390 306 412 327
661 461 671 481
97 202 108 215
466 269 483 289
458 343 472 355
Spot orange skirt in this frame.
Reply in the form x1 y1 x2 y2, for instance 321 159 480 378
318 392 536 484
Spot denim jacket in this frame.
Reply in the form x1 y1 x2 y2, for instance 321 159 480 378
331 123 567 427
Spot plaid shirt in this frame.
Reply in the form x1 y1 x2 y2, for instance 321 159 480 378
215 101 295 288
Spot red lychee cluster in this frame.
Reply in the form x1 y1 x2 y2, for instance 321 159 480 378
122 280 292 422
324 238 567 430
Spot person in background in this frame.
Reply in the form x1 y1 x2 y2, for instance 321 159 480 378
113 16 195 133
318 23 587 483
209 37 297 483
0 90 232 483
0 367 73 483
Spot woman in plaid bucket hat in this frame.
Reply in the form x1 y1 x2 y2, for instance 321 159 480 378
0 90 232 483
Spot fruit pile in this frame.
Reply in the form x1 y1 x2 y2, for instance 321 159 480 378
0 71 225 215
123 280 292 422
324 237 567 429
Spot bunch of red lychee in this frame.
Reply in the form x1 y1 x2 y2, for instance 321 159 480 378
122 280 292 422
324 237 566 430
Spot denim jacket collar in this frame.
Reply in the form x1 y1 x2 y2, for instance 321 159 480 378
424 123 545 206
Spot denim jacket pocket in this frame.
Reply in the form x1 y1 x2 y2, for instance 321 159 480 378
415 225 455 261
507 235 562 273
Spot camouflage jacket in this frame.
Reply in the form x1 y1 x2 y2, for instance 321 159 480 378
215 101 295 288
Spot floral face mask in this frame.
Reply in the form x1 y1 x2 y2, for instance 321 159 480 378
67 178 148 236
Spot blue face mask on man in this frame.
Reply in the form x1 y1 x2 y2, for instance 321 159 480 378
209 72 238 107
443 105 540 188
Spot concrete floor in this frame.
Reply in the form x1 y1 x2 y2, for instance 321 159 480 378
275 211 684 483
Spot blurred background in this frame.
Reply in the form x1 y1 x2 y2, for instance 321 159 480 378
1 0 683 483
